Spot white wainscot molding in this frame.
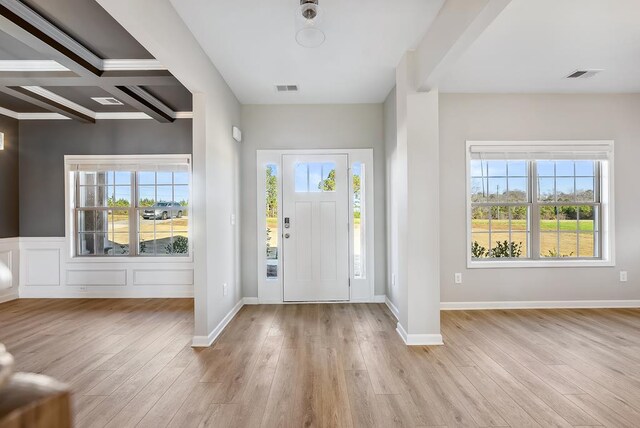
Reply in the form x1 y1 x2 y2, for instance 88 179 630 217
0 238 20 303
18 237 193 298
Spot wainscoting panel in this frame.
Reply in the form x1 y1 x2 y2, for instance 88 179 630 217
133 269 194 286
67 269 127 286
24 249 60 286
17 237 193 298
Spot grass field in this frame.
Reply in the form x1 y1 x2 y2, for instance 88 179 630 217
472 219 594 232
472 219 595 258
105 214 188 245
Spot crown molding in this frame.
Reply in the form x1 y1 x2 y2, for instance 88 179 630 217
15 112 69 120
101 59 167 71
0 106 19 119
0 59 165 73
0 106 193 121
0 60 69 72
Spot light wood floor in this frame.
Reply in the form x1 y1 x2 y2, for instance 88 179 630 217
1 299 640 427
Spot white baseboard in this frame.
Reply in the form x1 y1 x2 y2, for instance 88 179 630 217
0 292 18 304
396 322 443 346
192 298 245 347
244 295 387 304
385 296 399 320
244 296 640 348
440 300 640 310
372 294 386 303
18 287 193 299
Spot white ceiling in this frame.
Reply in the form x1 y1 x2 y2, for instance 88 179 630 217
170 0 444 104
441 0 640 93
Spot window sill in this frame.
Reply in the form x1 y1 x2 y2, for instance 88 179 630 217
66 255 193 264
467 259 615 269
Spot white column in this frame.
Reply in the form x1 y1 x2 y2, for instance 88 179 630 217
191 93 208 338
394 52 442 345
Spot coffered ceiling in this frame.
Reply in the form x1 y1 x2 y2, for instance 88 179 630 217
0 0 192 122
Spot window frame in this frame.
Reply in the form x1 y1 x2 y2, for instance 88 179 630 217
466 141 615 269
64 155 193 264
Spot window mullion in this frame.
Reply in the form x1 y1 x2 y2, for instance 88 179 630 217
596 161 602 259
131 171 138 257
530 161 540 260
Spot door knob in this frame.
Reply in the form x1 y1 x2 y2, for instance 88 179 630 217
284 233 290 239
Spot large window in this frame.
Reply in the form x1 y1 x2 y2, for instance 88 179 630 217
69 157 191 258
467 141 613 266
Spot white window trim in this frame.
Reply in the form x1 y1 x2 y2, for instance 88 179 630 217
256 149 375 303
465 140 615 269
64 154 193 264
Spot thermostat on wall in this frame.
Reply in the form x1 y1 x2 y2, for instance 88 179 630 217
232 126 242 143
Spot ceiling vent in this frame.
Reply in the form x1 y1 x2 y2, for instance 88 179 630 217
91 97 124 105
275 85 299 92
566 69 603 79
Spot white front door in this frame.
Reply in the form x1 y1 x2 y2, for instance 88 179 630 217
282 154 350 301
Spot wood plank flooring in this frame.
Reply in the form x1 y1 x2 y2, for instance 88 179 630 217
1 299 640 427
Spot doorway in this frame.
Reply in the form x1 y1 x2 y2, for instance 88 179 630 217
281 154 349 301
256 149 374 304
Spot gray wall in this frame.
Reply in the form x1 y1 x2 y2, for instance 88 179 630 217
240 104 387 298
440 93 640 302
19 119 192 237
0 114 19 238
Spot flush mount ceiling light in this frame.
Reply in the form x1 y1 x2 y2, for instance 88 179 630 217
295 0 325 48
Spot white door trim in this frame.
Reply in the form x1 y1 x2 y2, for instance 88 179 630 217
256 149 375 303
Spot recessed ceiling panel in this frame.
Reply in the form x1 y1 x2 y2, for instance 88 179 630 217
170 0 444 104
142 85 192 111
0 31 49 61
42 86 137 112
20 0 154 59
0 91 49 113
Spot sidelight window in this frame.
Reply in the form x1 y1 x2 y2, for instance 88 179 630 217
265 164 279 278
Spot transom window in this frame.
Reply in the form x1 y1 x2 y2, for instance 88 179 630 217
67 156 191 258
294 162 336 192
467 141 613 266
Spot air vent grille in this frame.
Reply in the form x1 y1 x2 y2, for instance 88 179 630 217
566 69 602 79
276 85 298 92
91 97 124 105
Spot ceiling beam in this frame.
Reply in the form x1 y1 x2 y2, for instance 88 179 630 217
0 85 94 122
0 0 179 122
414 0 511 91
106 86 174 123
0 74 180 87
0 0 102 76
